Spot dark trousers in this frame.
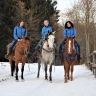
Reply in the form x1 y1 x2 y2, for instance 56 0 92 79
59 40 80 55
35 38 43 50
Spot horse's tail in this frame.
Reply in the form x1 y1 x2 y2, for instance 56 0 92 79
11 60 15 75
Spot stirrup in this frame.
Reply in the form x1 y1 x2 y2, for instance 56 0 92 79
5 53 11 59
5 54 9 59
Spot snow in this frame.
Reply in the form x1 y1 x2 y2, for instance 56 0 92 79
0 62 96 96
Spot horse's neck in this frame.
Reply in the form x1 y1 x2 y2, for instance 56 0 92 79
16 42 24 51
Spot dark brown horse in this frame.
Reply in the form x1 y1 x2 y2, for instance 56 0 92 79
63 37 76 83
7 37 30 81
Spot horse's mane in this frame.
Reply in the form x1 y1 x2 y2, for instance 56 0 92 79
49 32 52 35
25 37 30 41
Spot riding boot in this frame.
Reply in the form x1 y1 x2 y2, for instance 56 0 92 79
5 39 17 59
77 54 80 63
5 47 12 59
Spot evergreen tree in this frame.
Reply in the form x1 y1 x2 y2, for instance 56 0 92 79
0 0 16 59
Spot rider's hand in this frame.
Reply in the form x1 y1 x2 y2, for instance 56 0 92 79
18 39 21 41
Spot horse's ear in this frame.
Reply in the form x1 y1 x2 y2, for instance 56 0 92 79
52 31 56 35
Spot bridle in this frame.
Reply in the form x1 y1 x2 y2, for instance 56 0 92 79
42 36 55 53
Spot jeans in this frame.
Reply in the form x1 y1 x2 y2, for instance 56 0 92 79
35 38 43 50
74 41 80 54
9 39 17 54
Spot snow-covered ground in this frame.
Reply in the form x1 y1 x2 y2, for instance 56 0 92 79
0 62 96 96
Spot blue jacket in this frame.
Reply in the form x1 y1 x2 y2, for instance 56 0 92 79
63 28 77 38
13 26 27 40
42 26 52 39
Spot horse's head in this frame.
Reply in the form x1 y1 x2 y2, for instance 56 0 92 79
47 32 55 49
65 37 75 55
22 37 30 55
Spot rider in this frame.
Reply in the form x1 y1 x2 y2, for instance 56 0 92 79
35 20 52 51
60 21 81 62
5 21 27 58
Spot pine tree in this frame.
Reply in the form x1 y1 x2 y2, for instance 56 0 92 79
0 0 16 59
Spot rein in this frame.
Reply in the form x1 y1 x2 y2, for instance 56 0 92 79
42 48 54 53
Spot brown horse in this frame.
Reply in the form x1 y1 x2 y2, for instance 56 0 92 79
7 37 30 81
63 37 77 83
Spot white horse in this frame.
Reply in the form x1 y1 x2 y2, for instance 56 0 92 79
37 32 56 82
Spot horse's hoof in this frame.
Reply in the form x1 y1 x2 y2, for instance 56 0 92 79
37 75 39 78
64 80 68 83
45 78 48 80
45 76 48 80
21 76 24 80
15 79 19 82
71 78 73 81
50 80 52 83
68 77 70 80
49 77 52 82
21 78 24 80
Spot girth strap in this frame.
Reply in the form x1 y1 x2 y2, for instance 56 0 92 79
63 54 77 61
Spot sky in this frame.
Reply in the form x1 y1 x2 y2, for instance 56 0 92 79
57 0 78 11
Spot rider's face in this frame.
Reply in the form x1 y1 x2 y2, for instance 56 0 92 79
67 22 71 27
44 21 49 26
20 22 24 27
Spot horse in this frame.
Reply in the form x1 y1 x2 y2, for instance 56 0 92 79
37 32 55 82
6 37 30 81
63 37 77 83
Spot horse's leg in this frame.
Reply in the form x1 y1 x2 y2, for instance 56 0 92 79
70 61 75 81
37 59 41 78
64 60 69 83
68 64 70 80
49 64 52 81
15 61 19 81
11 60 15 76
45 63 48 80
9 59 13 76
21 65 24 80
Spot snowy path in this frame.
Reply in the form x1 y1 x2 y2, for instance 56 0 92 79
0 62 96 96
